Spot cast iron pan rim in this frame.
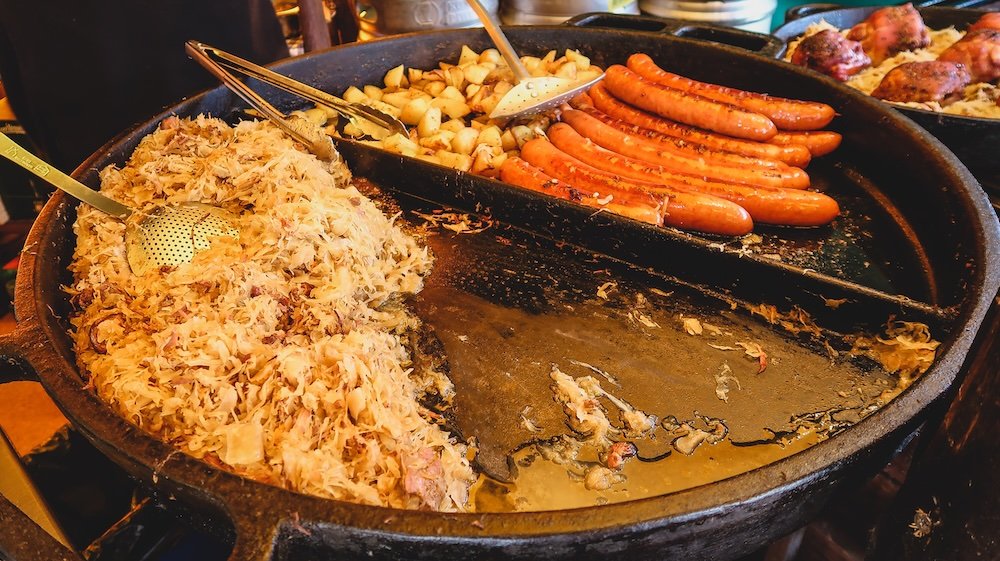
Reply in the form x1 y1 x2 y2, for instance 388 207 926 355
16 25 1000 539
770 5 1000 125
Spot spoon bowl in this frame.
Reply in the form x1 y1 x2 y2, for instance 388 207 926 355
489 73 605 120
465 0 604 120
0 132 239 275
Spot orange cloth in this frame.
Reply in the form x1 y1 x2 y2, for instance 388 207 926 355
0 98 15 121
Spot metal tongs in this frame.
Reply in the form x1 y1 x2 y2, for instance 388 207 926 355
185 41 407 144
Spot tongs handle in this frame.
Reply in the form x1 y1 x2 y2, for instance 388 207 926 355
188 41 407 137
185 41 337 160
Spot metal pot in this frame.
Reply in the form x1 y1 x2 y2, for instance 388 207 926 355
1 22 998 561
499 0 640 26
639 0 778 33
354 0 500 36
772 5 1000 196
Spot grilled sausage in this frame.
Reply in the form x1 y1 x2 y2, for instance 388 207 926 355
547 123 839 226
577 105 801 172
603 65 777 141
768 130 843 157
520 138 754 235
582 82 812 167
627 53 836 131
561 108 809 189
498 157 664 226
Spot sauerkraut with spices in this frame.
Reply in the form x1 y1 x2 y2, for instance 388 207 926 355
66 115 475 511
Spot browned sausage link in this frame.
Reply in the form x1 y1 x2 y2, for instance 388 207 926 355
547 123 839 226
561 108 809 190
578 105 796 171
571 91 595 107
627 53 836 131
769 130 843 157
498 157 664 226
581 82 812 167
603 65 777 141
520 138 753 235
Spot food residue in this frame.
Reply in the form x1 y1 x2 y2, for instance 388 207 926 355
596 281 617 300
540 365 658 488
413 210 492 234
681 316 704 336
850 320 940 391
714 362 742 402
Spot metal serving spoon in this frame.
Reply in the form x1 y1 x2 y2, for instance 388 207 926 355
464 0 604 121
0 132 239 275
186 41 407 141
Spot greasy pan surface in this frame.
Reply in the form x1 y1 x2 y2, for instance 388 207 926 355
2 25 999 561
772 6 1000 194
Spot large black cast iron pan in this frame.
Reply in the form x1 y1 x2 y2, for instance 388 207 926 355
771 4 1000 195
0 22 998 561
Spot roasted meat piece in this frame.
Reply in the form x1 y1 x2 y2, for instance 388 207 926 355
791 29 872 81
938 29 1000 83
871 61 972 103
848 4 931 65
968 12 1000 33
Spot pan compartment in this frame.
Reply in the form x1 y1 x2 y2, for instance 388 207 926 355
362 175 951 502
336 140 952 326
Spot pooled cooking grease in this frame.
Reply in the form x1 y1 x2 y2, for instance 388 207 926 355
401 203 934 513
470 432 824 512
411 252 899 511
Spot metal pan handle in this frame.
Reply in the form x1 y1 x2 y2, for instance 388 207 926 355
563 12 785 58
910 0 998 8
224 512 282 561
782 3 842 22
0 321 285 561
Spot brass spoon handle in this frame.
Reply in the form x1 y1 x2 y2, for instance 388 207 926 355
465 0 531 84
0 132 132 220
189 41 407 137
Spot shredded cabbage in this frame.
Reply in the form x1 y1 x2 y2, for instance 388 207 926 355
67 116 475 511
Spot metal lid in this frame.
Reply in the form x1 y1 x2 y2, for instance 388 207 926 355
501 0 638 18
358 0 500 35
500 0 639 25
639 0 777 26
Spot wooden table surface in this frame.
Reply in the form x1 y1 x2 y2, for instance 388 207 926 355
0 313 68 457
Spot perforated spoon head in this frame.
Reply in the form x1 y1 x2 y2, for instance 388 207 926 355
488 74 605 120
125 202 240 275
0 131 241 276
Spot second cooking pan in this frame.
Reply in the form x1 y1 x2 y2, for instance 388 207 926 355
569 8 999 195
0 21 998 561
772 4 1000 195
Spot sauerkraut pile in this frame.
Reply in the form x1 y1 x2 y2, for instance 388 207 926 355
67 115 475 511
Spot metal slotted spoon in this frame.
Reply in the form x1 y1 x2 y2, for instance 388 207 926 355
465 0 604 120
0 132 239 275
